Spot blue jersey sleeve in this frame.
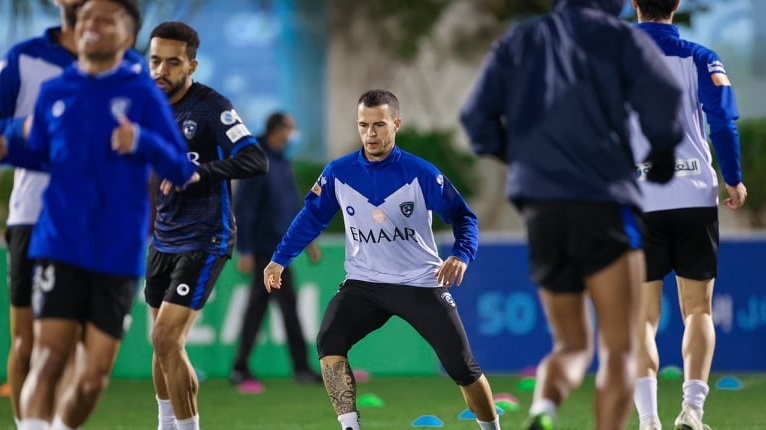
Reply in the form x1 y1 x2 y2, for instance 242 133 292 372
460 40 508 163
0 47 22 134
135 84 195 185
420 166 478 263
272 165 340 266
208 98 256 155
695 49 742 185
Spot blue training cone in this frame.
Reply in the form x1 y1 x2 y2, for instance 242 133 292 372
716 375 743 390
411 415 444 427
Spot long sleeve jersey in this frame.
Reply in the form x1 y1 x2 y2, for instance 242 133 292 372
5 61 195 276
630 22 742 212
272 146 478 288
460 0 683 209
152 82 267 256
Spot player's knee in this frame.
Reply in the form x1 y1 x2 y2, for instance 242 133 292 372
151 324 183 356
11 334 34 364
443 356 483 386
79 371 110 399
316 329 349 358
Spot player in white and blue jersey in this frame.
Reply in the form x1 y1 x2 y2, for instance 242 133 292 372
143 21 268 430
263 90 501 430
630 2 747 430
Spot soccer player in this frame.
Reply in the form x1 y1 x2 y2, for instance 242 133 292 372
264 90 501 430
0 0 198 429
0 0 153 424
231 112 322 393
145 21 268 430
460 0 684 429
0 1 83 424
630 1 747 429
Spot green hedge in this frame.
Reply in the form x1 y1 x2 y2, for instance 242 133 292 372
737 118 766 227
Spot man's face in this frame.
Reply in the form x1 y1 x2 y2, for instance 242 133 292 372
74 0 134 61
271 116 296 150
149 37 197 101
357 103 400 161
55 0 84 28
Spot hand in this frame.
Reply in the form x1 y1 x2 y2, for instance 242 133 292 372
644 149 676 184
237 254 255 274
307 243 322 264
160 172 200 196
435 256 467 287
263 261 285 293
22 115 33 139
111 115 136 154
724 182 747 210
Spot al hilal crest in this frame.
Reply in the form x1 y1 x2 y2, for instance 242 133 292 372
110 97 131 120
182 120 197 140
400 201 414 217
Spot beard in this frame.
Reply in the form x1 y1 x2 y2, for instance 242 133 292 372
158 76 188 100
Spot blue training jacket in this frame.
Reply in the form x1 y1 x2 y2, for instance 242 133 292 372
5 60 196 276
460 0 684 209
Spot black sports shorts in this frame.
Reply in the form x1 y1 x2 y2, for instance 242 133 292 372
317 279 483 386
144 246 228 310
642 207 718 282
6 225 35 307
523 202 643 294
31 260 139 339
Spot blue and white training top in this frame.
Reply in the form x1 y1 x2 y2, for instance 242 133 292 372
0 28 75 226
272 146 479 288
631 23 742 212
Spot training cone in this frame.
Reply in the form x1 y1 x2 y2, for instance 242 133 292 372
658 365 683 380
353 369 371 382
357 393 385 407
517 376 536 392
716 375 743 390
494 392 519 403
411 415 444 427
495 399 520 412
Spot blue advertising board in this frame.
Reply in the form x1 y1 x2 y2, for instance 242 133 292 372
450 238 766 373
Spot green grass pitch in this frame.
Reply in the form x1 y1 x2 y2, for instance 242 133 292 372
2 374 765 429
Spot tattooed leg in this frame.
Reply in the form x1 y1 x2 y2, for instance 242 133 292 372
320 355 357 415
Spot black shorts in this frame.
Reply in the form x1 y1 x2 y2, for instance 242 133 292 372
144 247 228 310
317 279 483 386
523 202 643 294
31 260 139 339
643 207 718 282
6 225 35 307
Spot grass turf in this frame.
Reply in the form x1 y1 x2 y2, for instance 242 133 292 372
2 374 765 429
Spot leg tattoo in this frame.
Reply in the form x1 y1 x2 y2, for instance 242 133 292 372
322 360 357 415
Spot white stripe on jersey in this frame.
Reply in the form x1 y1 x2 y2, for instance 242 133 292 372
335 177 443 287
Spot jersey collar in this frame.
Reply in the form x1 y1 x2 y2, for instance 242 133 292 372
357 144 402 167
636 22 680 39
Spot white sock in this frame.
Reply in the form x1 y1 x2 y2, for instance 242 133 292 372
338 411 361 430
477 416 501 429
529 398 557 423
18 419 50 430
50 416 77 430
175 415 199 430
682 379 709 416
157 396 176 430
634 376 659 423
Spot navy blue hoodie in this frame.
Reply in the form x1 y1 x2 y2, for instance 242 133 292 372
461 0 683 208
